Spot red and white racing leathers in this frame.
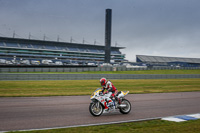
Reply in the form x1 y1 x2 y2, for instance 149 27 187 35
101 81 118 110
102 80 118 97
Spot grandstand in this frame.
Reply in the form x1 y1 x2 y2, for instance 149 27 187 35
0 36 126 65
136 55 200 67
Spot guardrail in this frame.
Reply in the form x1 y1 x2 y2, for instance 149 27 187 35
0 74 200 80
0 66 200 73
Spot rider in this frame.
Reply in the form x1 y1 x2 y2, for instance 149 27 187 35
100 77 120 110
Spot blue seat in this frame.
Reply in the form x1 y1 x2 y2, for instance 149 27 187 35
6 43 19 47
78 48 87 52
0 42 5 47
56 46 67 50
111 51 121 54
19 44 32 48
68 47 78 51
32 44 44 49
45 45 56 50
98 50 104 53
88 49 98 53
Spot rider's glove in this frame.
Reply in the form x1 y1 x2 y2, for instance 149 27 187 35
104 91 108 94
99 92 103 96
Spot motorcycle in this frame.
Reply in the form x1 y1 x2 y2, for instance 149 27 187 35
89 88 131 116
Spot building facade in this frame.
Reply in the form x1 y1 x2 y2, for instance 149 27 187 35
136 55 200 67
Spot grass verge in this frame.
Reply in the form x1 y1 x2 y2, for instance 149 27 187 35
0 79 200 97
8 119 200 133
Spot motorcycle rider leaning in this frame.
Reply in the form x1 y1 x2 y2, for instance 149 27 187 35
100 77 120 110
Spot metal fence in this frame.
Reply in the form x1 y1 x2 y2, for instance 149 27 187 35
0 66 200 73
1 74 200 80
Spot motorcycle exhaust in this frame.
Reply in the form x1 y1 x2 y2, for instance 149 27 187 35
117 104 127 108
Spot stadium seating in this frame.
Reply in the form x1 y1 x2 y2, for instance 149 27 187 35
44 45 56 50
6 43 19 47
111 50 121 54
19 44 33 48
0 37 126 65
0 42 5 47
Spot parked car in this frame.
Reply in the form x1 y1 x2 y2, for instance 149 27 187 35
55 61 63 65
31 60 40 65
20 60 31 65
0 59 6 64
41 60 53 65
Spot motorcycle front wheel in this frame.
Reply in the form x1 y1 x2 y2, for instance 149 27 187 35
89 102 103 116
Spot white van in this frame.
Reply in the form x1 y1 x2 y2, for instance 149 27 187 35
42 60 53 65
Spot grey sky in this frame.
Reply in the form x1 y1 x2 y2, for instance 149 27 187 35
0 0 200 61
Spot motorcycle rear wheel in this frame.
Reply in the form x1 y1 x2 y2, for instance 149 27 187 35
119 99 131 114
89 102 103 116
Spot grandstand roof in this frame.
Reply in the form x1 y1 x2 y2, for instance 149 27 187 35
0 36 125 50
136 55 200 64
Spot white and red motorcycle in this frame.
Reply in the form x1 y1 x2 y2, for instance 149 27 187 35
89 88 131 116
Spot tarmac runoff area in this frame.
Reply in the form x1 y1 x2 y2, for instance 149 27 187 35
0 92 200 132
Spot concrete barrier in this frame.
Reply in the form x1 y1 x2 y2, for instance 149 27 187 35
1 66 200 73
0 74 200 80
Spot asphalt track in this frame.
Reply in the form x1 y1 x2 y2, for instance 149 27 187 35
1 92 200 132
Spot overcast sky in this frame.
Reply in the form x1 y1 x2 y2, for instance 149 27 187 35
0 0 200 61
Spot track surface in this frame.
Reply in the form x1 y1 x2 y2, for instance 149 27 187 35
1 92 200 132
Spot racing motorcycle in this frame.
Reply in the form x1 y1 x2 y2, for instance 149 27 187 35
89 88 131 116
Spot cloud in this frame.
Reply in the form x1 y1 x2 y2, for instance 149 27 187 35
0 0 200 61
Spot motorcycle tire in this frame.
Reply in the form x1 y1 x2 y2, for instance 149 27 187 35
89 102 103 116
119 99 131 114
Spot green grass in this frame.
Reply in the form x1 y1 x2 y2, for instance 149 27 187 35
9 119 200 133
0 79 200 97
8 69 200 74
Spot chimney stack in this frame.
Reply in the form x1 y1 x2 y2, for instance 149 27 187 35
105 9 112 63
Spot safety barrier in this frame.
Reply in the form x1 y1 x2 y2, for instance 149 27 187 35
0 66 200 73
0 74 200 80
